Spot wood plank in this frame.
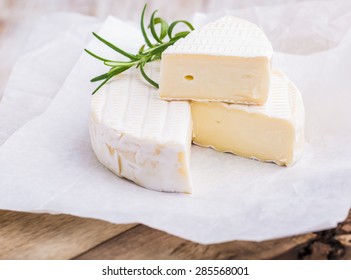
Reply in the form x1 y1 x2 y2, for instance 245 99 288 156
74 224 315 260
0 210 136 260
75 211 351 260
1 209 349 260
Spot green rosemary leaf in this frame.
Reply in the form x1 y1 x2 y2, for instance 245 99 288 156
148 41 174 56
140 40 172 55
168 20 194 39
151 53 162 60
153 17 169 40
91 76 113 95
141 4 153 48
139 44 145 54
173 31 191 39
149 10 163 43
92 32 137 60
91 66 132 94
85 49 112 62
104 61 136 67
140 63 159 88
108 65 132 76
92 64 131 83
139 45 158 54
91 72 109 82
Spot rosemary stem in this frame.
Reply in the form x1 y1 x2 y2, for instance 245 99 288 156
85 3 194 94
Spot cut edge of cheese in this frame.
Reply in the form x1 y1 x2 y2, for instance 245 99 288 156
89 64 193 193
191 70 305 166
159 53 270 105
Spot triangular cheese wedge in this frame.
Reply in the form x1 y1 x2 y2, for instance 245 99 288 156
159 16 273 105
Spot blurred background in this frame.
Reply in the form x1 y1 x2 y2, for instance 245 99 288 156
0 0 327 98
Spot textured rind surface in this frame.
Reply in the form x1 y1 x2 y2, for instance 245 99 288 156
89 64 192 193
288 77 305 164
165 16 273 58
191 70 305 166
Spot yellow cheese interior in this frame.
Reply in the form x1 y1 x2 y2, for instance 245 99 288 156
191 101 295 166
159 54 270 104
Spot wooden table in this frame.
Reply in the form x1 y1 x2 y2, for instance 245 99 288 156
1 0 350 260
0 210 350 260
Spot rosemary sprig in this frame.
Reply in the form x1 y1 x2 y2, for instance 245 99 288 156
85 4 194 94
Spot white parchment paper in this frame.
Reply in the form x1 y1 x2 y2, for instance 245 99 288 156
0 13 100 145
0 1 351 244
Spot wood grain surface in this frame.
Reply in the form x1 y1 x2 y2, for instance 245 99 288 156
0 209 350 260
0 210 136 260
74 225 315 260
0 0 350 260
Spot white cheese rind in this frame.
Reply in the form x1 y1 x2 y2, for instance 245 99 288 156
191 70 305 166
159 16 273 104
166 16 273 58
90 64 192 193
